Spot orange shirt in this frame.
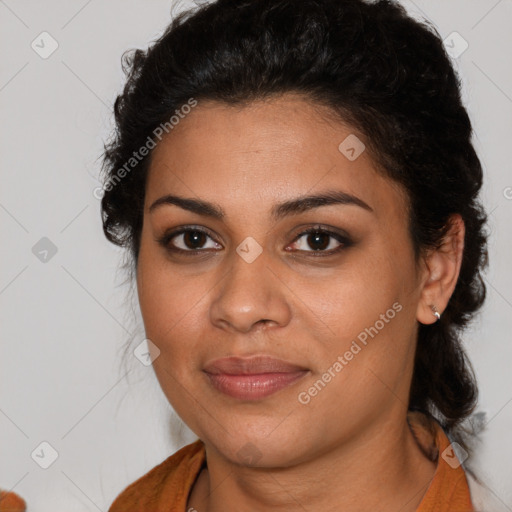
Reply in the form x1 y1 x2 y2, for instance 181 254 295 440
0 491 26 512
108 411 474 512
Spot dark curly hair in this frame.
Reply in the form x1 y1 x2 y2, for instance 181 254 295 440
100 0 488 447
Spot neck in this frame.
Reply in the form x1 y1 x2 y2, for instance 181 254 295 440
188 409 437 512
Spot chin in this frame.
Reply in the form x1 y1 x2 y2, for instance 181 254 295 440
198 419 316 469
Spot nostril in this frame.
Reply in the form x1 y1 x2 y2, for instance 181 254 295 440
256 319 274 328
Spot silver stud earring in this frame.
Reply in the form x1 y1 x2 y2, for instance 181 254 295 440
431 305 441 321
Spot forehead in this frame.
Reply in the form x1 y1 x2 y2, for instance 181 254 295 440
145 94 408 220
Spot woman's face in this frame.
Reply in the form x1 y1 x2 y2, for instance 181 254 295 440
137 94 427 467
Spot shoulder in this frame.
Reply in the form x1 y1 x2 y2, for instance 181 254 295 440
108 439 206 512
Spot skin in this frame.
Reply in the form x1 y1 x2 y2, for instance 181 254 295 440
136 93 465 512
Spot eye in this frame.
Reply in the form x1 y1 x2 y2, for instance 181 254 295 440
287 226 351 256
157 225 351 257
157 227 222 254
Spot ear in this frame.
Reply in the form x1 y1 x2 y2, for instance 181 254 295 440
416 214 465 325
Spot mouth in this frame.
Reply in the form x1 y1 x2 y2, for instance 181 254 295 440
203 355 310 401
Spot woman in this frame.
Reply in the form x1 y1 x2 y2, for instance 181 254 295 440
99 0 496 510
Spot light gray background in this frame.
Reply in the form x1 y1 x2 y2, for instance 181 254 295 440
1 1 511 510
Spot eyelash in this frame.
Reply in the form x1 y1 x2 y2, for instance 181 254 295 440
156 225 352 258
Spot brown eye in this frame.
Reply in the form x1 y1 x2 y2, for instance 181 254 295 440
288 227 352 256
158 228 222 253
181 230 208 250
304 232 331 251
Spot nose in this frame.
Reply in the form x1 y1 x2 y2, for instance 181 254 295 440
209 247 291 334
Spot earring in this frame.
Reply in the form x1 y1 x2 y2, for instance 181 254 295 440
430 305 441 321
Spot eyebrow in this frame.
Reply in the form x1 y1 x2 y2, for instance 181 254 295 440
149 190 373 220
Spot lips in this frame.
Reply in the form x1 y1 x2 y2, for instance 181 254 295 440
203 355 308 375
203 355 309 400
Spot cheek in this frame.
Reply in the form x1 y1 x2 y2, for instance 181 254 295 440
136 237 199 357
137 262 209 361
136 246 210 429
294 288 414 439
304 242 418 386
307 249 408 339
